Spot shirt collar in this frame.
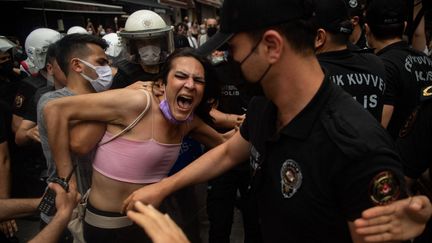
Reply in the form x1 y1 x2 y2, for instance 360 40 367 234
317 49 353 60
263 76 333 141
376 41 409 56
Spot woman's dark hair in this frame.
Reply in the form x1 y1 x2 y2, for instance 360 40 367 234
158 47 220 124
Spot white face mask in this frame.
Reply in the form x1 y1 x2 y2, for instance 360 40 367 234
138 45 161 65
77 58 113 92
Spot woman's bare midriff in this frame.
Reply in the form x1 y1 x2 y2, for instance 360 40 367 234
89 170 150 213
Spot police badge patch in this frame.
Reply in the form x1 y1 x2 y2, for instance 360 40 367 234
349 0 358 8
280 159 302 198
14 94 24 109
369 171 400 205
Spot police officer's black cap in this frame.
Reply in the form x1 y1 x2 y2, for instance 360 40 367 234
344 0 363 17
365 0 406 26
197 0 314 56
314 0 353 35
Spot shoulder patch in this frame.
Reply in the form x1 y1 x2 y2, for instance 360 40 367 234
369 171 400 205
399 107 419 138
14 94 25 109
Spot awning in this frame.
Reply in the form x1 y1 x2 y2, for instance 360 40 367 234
195 0 222 8
116 0 172 10
158 0 195 9
23 0 126 15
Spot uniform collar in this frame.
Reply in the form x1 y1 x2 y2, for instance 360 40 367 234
376 41 409 56
317 49 353 60
267 76 333 140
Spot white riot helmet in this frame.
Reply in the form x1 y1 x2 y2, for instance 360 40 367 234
67 26 88 35
25 28 62 70
118 10 174 65
102 33 123 57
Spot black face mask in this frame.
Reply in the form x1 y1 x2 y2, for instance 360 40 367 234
229 39 272 84
207 27 217 37
0 61 14 76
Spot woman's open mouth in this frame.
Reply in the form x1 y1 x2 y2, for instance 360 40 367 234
177 95 193 110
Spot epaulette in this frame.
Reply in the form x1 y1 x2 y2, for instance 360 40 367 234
420 85 432 102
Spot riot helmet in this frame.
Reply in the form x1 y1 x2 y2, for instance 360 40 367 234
118 10 174 65
67 26 88 35
25 28 62 70
102 33 123 58
0 36 16 76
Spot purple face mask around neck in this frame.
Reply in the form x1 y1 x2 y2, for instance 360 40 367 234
159 98 194 125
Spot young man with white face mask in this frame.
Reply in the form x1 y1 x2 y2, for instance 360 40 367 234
111 10 175 89
36 34 111 234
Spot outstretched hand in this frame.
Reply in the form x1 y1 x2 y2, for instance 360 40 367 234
127 201 190 243
354 196 432 242
122 182 166 214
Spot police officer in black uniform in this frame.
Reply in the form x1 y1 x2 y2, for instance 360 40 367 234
0 41 24 113
345 0 368 50
112 10 174 89
315 0 386 120
203 48 263 243
365 0 432 139
397 85 432 243
13 44 67 199
124 0 409 242
12 43 61 198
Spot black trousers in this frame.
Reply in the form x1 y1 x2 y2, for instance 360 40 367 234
206 163 262 243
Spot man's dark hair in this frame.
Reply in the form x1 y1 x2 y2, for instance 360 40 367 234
45 43 58 66
367 23 405 41
321 19 353 46
365 0 406 41
248 19 318 56
159 47 219 124
56 33 108 75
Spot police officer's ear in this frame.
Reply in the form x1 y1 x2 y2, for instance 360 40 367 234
314 28 327 52
261 30 284 64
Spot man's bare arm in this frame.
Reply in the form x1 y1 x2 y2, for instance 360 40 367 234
381 105 394 128
44 89 149 179
0 142 11 198
15 120 39 145
0 198 40 221
69 121 106 156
